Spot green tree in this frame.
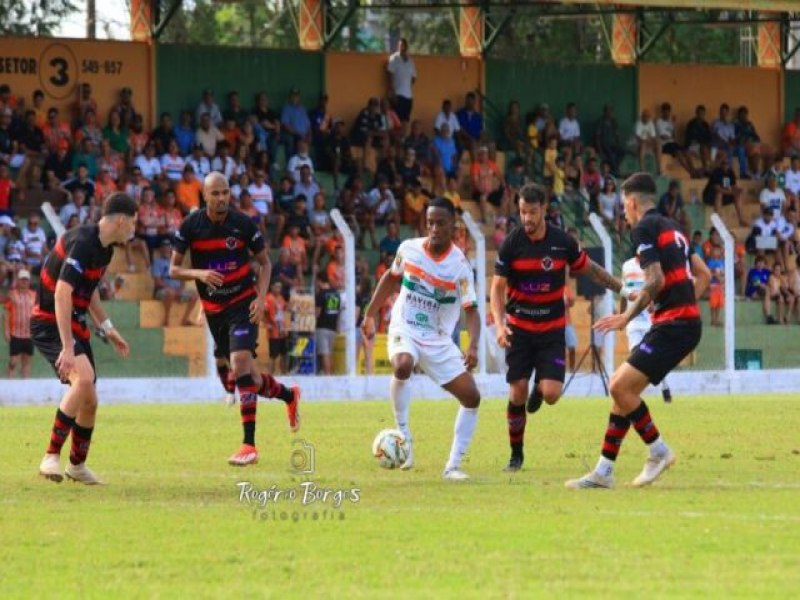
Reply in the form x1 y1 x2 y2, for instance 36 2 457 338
0 0 78 36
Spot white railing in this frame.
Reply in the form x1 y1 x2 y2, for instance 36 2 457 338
588 213 615 377
41 202 65 237
461 211 486 375
710 213 735 373
329 208 356 376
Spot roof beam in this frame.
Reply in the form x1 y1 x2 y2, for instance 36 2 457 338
556 0 800 11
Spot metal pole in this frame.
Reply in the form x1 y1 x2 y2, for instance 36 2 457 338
329 209 356 376
461 211 486 375
711 213 735 373
588 213 615 377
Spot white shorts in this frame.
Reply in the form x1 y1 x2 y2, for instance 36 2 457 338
626 328 648 352
387 332 466 386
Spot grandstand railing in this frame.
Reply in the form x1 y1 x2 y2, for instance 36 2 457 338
330 208 356 376
462 211 487 375
588 213 616 376
711 213 735 374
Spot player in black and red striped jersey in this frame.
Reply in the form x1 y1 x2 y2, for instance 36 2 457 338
566 173 710 490
170 171 300 467
35 192 138 485
491 184 623 472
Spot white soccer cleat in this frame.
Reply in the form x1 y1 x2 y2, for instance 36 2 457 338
443 468 470 481
224 392 236 407
565 471 615 490
631 449 677 487
64 462 104 485
399 438 414 470
39 453 63 483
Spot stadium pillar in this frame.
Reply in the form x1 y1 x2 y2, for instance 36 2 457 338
299 0 324 51
757 16 782 69
611 13 637 65
459 5 483 58
130 0 153 42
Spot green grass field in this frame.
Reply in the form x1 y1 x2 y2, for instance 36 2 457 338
1 394 798 597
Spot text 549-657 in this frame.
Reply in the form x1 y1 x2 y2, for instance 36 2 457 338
81 60 122 75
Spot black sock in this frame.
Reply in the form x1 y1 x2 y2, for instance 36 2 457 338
237 374 259 446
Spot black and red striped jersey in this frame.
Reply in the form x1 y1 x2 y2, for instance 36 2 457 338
633 208 700 324
32 224 113 341
495 224 587 336
173 209 265 314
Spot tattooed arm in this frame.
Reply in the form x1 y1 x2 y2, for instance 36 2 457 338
573 259 623 294
621 262 664 323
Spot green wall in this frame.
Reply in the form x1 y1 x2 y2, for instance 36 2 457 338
485 60 637 146
785 70 800 123
155 44 323 121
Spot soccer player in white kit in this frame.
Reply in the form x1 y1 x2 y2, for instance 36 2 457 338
621 256 672 403
361 198 481 480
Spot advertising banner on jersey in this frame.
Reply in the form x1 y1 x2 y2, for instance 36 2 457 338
0 37 152 127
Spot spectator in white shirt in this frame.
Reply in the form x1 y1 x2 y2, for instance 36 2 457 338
635 108 660 174
286 139 315 184
195 88 223 127
186 143 211 182
21 215 48 273
711 103 736 163
211 141 236 181
160 139 186 182
760 173 786 221
558 102 582 154
434 99 460 136
387 37 417 132
134 142 162 180
59 189 89 226
247 170 274 217
656 102 696 177
784 155 800 208
195 112 224 158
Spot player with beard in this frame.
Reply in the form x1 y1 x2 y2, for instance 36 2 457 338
491 183 622 472
170 172 300 466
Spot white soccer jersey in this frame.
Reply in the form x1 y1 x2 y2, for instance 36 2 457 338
389 238 477 343
621 257 652 334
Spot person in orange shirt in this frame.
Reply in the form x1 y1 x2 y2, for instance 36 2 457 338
470 145 506 222
42 107 72 154
263 280 289 373
325 245 345 289
93 167 118 203
31 90 47 129
403 179 430 235
4 269 36 378
221 117 241 149
282 223 308 273
175 165 203 213
782 108 800 157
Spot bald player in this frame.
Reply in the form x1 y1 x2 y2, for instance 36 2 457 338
170 171 301 466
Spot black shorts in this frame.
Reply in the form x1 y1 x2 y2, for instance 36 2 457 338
394 95 413 122
269 337 287 359
9 336 34 356
505 328 566 384
627 319 701 384
206 302 259 359
487 186 506 208
661 141 684 156
30 319 96 383
703 191 736 206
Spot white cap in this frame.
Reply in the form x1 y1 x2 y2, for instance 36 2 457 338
0 215 14 227
17 269 30 280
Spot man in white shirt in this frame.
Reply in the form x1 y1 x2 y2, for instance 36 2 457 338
656 102 695 177
211 141 236 181
247 170 274 217
195 112 224 158
286 139 315 184
387 37 417 130
760 173 786 220
434 99 460 136
635 109 660 174
195 88 222 127
134 142 162 180
558 102 582 154
783 156 800 208
59 189 89 226
186 143 211 182
21 215 48 272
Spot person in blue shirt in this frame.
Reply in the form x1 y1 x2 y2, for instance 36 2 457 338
432 122 458 191
174 110 195 157
745 255 770 300
456 92 483 156
280 88 311 157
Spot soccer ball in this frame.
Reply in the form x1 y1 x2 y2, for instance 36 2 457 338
372 429 409 469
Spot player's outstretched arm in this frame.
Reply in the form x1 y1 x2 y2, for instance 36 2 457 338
360 269 401 338
595 262 664 333
690 253 711 300
577 259 623 294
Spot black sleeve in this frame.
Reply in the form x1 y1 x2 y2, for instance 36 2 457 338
566 232 588 270
494 234 514 277
173 214 192 254
58 237 94 288
632 221 660 270
244 217 266 254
